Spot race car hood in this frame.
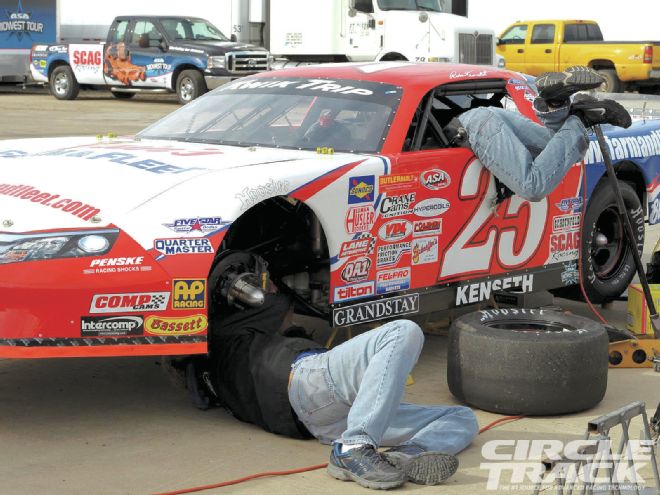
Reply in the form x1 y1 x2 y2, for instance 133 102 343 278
0 136 359 234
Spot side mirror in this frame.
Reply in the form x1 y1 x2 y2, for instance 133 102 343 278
159 38 168 51
230 34 237 42
368 18 376 29
495 37 501 45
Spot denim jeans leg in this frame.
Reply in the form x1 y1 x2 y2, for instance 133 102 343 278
458 107 589 201
288 320 424 447
380 403 479 455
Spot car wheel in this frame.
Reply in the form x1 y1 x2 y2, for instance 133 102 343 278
49 65 80 100
447 308 608 415
596 69 622 93
111 92 135 99
580 181 644 303
176 70 207 104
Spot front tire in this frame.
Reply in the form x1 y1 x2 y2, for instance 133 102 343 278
447 308 608 415
176 70 207 104
580 181 644 303
49 65 80 100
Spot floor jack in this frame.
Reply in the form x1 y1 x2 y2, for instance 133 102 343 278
587 125 660 370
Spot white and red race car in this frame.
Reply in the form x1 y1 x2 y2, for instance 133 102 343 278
1 62 658 359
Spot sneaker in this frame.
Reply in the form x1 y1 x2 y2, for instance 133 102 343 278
570 94 632 128
383 444 459 485
444 117 469 147
536 66 604 105
327 444 406 490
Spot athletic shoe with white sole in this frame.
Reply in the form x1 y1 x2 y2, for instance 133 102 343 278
536 66 604 105
327 443 406 490
570 94 632 128
383 444 459 485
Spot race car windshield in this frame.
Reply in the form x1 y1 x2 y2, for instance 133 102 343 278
139 78 402 153
160 18 228 41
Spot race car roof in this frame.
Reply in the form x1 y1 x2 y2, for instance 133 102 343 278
252 62 517 95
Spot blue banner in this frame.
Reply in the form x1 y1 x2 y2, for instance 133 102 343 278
0 0 56 49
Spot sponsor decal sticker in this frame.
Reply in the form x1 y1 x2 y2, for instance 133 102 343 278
83 256 151 274
378 174 418 193
333 293 419 326
235 178 290 210
339 234 375 258
340 257 372 283
81 315 144 337
345 205 375 234
650 198 660 224
154 238 214 256
413 218 442 237
420 169 450 190
561 261 579 286
456 274 534 305
376 267 411 294
412 236 439 265
549 231 580 263
377 242 411 267
90 292 169 314
413 197 450 217
378 219 412 242
333 281 375 302
379 192 415 218
553 214 581 233
555 197 583 212
163 217 229 235
348 175 375 204
172 279 206 310
145 315 208 335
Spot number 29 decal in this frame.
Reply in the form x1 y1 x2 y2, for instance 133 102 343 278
439 159 548 281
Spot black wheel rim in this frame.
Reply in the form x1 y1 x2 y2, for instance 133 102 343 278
591 205 626 278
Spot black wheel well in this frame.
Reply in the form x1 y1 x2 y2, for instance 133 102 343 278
589 60 616 71
379 52 408 61
171 64 203 88
47 60 69 79
211 196 330 288
599 160 647 215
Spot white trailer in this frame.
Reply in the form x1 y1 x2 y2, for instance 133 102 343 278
56 0 495 66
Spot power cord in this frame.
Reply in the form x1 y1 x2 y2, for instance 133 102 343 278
152 415 524 494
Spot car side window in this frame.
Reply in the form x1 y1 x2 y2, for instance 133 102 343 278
500 25 528 44
531 24 555 44
131 21 161 48
110 20 129 43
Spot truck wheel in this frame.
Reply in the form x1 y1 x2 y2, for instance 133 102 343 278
447 308 608 415
580 181 644 303
49 65 80 100
176 70 207 104
112 92 135 99
596 69 622 93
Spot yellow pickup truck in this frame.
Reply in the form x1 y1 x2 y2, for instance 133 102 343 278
497 20 660 93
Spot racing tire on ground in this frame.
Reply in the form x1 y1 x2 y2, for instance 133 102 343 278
176 70 207 104
579 181 644 303
447 308 609 415
111 92 135 99
596 69 622 93
49 65 80 100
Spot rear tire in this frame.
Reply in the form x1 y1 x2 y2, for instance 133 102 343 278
176 70 207 104
49 65 80 100
580 181 644 303
447 308 608 415
596 69 622 93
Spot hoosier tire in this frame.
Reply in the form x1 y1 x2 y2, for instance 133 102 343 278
447 308 608 415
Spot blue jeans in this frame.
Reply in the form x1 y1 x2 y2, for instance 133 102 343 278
288 320 479 455
457 102 589 201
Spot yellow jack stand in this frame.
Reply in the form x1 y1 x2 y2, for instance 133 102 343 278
608 339 660 369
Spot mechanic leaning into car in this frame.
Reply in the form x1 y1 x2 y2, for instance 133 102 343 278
183 289 478 490
444 65 631 202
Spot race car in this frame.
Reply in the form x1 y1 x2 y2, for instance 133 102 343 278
1 62 659 360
